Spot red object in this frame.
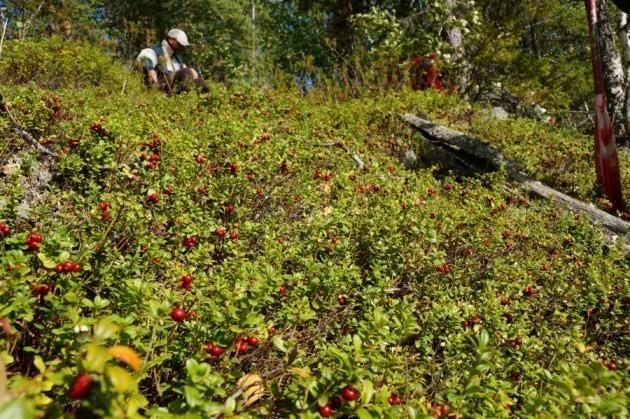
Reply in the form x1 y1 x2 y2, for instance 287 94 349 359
170 307 187 322
585 0 624 210
318 404 333 417
69 373 92 400
341 385 359 401
409 53 445 92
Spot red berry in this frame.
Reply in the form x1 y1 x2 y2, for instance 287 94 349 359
98 202 109 211
247 336 259 346
195 155 206 164
230 231 239 241
235 339 248 353
318 405 333 417
182 273 192 283
230 162 239 173
69 373 92 400
225 204 235 215
440 404 450 416
62 261 74 273
164 186 174 195
170 307 187 322
337 296 347 306
388 393 401 405
214 227 227 238
605 360 617 370
278 287 286 296
341 385 358 401
71 262 82 273
523 286 535 297
210 345 224 357
147 193 159 204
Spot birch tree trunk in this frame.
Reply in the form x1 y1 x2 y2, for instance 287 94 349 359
618 11 630 136
597 0 626 137
443 0 470 92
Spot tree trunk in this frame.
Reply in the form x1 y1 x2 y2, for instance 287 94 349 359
618 11 630 136
597 0 626 137
443 0 470 92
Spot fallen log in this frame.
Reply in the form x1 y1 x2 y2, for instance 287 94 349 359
400 113 629 243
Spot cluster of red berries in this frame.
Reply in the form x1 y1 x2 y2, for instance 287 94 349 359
523 286 535 298
318 386 359 417
388 393 402 405
195 154 206 164
89 122 110 138
55 261 82 274
436 263 450 274
98 201 110 222
140 152 160 170
180 274 193 290
205 342 225 357
25 232 43 251
183 236 198 248
431 403 450 418
0 223 10 237
234 336 260 353
508 337 523 348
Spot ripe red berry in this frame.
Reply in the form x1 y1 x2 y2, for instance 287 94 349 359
27 233 43 244
225 204 235 215
230 231 239 241
523 286 535 297
164 186 174 195
69 373 92 400
214 227 227 238
55 263 64 273
195 155 206 164
235 339 248 353
388 393 401 405
278 287 287 296
247 336 259 346
229 162 239 173
318 404 333 417
70 262 82 273
170 307 187 322
210 345 224 357
337 296 347 306
147 193 159 204
98 203 109 212
62 261 74 273
341 385 359 401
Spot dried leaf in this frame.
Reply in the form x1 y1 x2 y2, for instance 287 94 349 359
108 345 141 372
237 373 264 407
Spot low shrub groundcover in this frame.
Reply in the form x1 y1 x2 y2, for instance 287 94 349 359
0 62 628 417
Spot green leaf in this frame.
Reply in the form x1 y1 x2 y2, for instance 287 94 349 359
107 365 132 393
36 253 57 269
85 343 111 373
0 399 36 419
272 335 287 353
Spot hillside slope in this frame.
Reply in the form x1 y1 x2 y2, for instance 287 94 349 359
0 45 628 418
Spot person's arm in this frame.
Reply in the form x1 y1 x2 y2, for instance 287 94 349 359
136 48 159 84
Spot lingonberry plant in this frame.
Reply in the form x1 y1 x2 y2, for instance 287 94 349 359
0 41 627 418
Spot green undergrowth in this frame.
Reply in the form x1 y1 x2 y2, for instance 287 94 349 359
0 74 628 418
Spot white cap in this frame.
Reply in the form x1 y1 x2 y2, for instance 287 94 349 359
167 29 189 47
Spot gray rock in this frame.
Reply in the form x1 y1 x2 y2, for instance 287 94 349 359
491 106 509 120
400 149 418 169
